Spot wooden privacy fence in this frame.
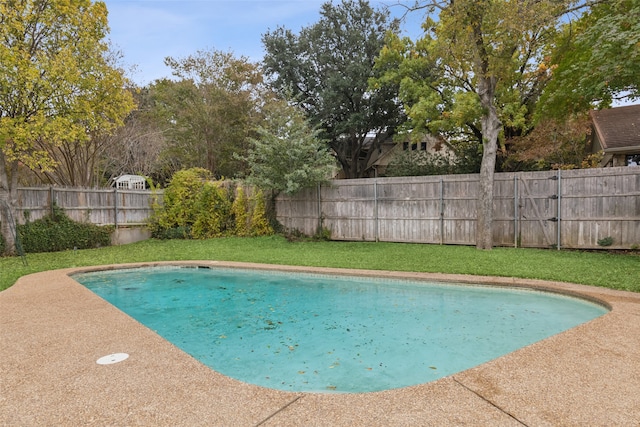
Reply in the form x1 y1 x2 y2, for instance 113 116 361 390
12 187 161 227
275 167 640 250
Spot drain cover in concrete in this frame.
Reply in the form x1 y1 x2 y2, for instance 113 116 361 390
97 353 129 365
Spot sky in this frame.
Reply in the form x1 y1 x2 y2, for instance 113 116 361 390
102 0 427 86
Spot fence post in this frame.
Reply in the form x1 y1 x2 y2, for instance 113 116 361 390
317 183 322 233
49 186 54 216
514 175 519 248
557 169 562 250
114 187 118 229
439 178 444 245
374 179 379 242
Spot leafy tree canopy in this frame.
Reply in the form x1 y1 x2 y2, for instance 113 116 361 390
0 0 134 174
376 0 570 249
0 0 134 254
241 99 336 195
538 0 640 118
262 0 405 178
152 49 266 179
376 0 564 151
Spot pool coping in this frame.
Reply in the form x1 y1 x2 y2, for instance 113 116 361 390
1 261 639 426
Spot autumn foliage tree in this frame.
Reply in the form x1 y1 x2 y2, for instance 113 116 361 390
153 49 266 179
0 0 134 254
539 0 640 117
377 0 571 249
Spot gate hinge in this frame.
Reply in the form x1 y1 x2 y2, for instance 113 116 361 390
548 194 558 199
548 217 558 222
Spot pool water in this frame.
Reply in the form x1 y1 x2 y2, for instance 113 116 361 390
74 266 607 393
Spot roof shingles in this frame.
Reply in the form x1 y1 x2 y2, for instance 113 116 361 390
590 104 640 150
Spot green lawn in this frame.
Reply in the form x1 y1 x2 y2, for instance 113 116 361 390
1 236 638 292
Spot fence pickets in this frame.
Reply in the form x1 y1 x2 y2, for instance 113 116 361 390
7 167 639 250
276 167 640 250
13 187 161 227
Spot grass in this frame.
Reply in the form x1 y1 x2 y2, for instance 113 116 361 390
1 235 638 292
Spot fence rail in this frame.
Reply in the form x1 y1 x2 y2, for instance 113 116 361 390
275 167 640 250
12 186 161 227
8 167 639 250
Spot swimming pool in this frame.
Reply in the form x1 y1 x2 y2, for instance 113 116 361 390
74 266 608 393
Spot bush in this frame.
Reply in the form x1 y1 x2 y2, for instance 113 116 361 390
597 236 614 247
249 190 273 236
149 168 274 239
232 187 250 236
151 225 192 240
191 182 232 239
17 206 112 253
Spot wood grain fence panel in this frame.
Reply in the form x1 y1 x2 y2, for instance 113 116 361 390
376 178 438 242
275 167 639 249
441 176 477 245
492 174 518 246
13 187 157 227
278 186 319 234
14 168 637 250
559 168 640 248
14 187 50 222
517 171 558 248
318 180 375 240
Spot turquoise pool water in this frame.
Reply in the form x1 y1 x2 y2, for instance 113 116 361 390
74 266 607 393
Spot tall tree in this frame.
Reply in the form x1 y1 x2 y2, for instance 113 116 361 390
377 0 568 249
100 87 169 186
0 0 134 254
539 0 640 117
241 99 336 195
154 49 265 179
262 0 405 178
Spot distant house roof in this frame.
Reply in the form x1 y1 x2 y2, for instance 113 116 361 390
590 104 640 152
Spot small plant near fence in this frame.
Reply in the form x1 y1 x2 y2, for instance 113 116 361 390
597 236 614 247
17 206 112 253
148 168 274 239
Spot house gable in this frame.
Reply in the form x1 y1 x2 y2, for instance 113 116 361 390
590 104 640 166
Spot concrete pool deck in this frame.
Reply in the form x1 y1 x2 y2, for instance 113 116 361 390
1 261 639 426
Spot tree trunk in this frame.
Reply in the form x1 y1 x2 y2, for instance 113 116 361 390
476 75 501 250
0 153 17 255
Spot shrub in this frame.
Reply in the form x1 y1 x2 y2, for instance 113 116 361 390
191 182 232 239
149 168 274 239
232 187 250 237
597 236 614 247
17 206 112 253
249 190 273 236
386 151 453 177
152 167 212 232
151 225 192 240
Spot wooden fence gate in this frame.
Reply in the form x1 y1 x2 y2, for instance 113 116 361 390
516 171 561 248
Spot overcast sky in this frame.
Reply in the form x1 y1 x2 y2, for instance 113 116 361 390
102 0 426 86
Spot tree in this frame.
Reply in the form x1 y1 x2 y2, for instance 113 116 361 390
377 0 568 249
503 115 596 170
241 99 336 195
0 0 134 254
14 51 137 188
153 49 266 179
262 0 405 179
100 86 169 186
539 0 640 117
